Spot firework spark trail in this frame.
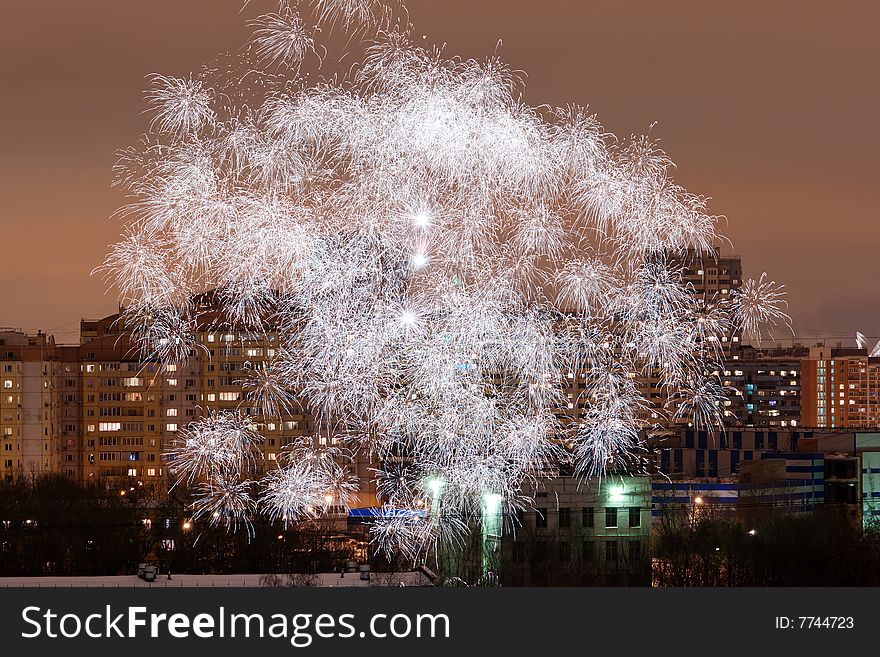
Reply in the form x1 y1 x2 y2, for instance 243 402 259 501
732 273 794 343
100 0 792 561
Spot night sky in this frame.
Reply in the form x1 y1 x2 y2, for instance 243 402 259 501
1 0 877 343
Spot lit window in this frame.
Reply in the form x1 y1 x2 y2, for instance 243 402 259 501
2 381 11 389
167 379 178 387
167 408 178 417
207 393 216 402
166 423 178 432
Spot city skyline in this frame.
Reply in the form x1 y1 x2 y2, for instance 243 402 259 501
1 0 879 342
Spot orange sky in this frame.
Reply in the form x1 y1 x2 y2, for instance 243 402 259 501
1 0 878 343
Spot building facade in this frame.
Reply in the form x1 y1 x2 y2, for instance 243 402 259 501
801 346 880 428
0 330 64 479
502 475 652 585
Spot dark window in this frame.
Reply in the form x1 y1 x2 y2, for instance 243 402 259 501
755 432 765 449
582 540 595 561
605 540 618 562
628 507 641 528
559 541 570 562
629 539 642 560
605 507 618 528
534 542 548 561
558 507 571 528
535 509 547 529
582 507 594 528
733 431 742 449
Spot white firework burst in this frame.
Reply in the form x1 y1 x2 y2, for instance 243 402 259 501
191 475 257 537
102 0 792 563
168 410 262 485
248 8 317 69
732 273 793 343
144 74 214 138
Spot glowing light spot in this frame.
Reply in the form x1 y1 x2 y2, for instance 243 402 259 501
427 477 444 497
483 493 503 513
608 485 625 501
413 211 431 228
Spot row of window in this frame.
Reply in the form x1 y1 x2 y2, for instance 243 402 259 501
512 538 643 563
533 506 641 530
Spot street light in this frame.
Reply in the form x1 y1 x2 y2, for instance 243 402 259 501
426 477 444 497
608 485 625 502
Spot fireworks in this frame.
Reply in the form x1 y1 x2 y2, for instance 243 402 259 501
248 8 317 69
732 273 793 343
102 0 791 562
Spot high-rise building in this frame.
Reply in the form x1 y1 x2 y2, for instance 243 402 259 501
0 330 64 478
59 308 377 506
719 344 805 428
801 346 880 428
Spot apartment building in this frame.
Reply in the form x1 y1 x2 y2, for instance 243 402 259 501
0 330 64 479
719 344 805 428
65 308 377 506
801 346 880 428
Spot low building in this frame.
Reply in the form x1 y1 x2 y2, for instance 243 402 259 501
501 475 652 585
